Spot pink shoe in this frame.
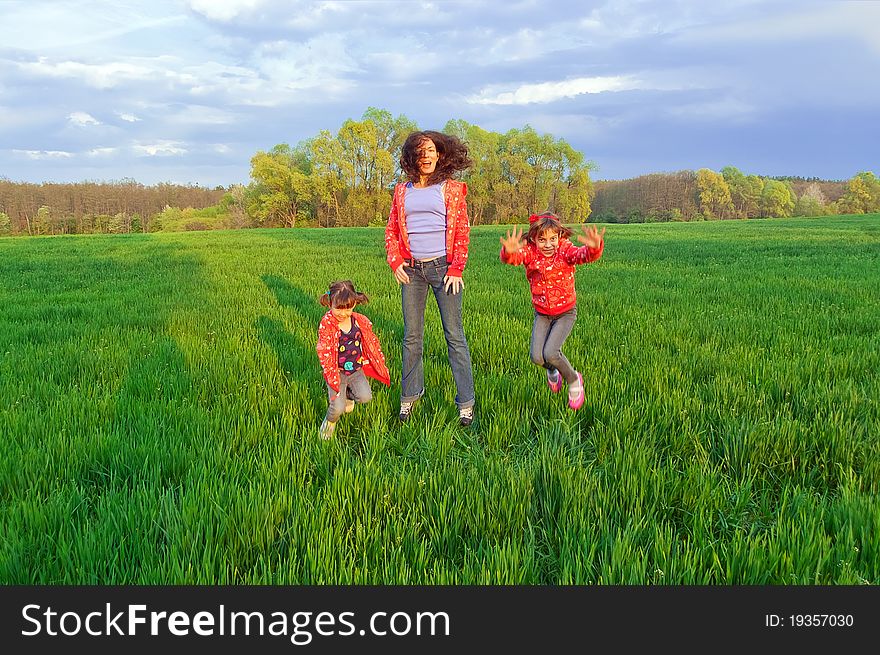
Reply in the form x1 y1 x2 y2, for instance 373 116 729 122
546 369 562 393
568 372 585 410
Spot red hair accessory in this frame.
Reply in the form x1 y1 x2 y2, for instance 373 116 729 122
528 213 542 224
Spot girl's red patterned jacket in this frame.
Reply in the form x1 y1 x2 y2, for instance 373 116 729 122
316 311 390 393
385 179 471 278
500 238 604 316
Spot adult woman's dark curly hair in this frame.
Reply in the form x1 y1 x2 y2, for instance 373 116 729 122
400 130 473 186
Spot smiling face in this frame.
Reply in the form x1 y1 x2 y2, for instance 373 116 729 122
416 138 439 179
331 305 354 323
536 229 560 257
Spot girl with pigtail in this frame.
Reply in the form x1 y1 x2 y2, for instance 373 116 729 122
500 213 605 411
315 280 390 439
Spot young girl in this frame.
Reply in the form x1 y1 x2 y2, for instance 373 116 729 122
500 213 605 410
315 280 390 439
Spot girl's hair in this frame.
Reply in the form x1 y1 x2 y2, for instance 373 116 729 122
319 280 369 309
400 130 473 185
526 213 572 244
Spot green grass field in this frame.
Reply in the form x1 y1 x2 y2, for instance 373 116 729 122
1 216 878 584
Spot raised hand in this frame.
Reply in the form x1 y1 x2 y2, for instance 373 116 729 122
500 225 525 254
577 224 606 249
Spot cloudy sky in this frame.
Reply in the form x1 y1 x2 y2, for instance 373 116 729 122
2 0 878 186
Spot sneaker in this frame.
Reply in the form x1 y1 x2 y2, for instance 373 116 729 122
459 406 474 427
319 418 336 440
568 372 585 411
398 392 422 423
546 368 562 393
344 399 355 413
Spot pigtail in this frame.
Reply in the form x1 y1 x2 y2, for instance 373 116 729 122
322 280 369 309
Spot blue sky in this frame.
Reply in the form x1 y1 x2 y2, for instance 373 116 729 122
1 0 877 186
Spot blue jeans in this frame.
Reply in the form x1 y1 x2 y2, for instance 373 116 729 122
400 256 475 409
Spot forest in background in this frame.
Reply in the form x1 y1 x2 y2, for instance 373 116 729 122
1 107 878 236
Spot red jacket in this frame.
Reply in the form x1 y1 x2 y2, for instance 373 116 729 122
385 179 471 278
500 238 604 315
316 311 390 393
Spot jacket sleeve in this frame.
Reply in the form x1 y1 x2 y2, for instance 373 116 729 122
385 186 404 272
316 314 340 393
500 243 531 266
446 182 470 278
361 318 390 380
561 237 604 266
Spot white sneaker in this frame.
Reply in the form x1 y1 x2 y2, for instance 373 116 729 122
398 391 424 423
319 419 336 440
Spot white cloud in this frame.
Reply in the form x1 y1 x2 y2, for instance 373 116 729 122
467 75 645 105
133 141 188 156
19 57 159 89
12 149 74 160
213 144 232 154
188 0 263 22
87 147 118 157
117 112 141 122
69 111 101 127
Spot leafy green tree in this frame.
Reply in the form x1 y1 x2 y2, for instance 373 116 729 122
33 205 52 235
0 211 10 235
696 169 733 219
249 144 312 227
839 171 880 214
760 179 795 217
722 166 763 218
793 183 828 217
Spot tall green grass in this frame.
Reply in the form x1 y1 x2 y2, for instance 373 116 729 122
1 215 877 583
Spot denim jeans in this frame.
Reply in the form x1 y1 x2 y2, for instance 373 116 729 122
530 307 578 384
400 256 475 408
325 369 372 423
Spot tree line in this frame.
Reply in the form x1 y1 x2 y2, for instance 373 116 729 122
0 178 224 236
2 108 879 237
592 169 878 223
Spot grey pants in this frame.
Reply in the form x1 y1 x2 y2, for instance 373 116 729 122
325 369 372 422
530 307 578 384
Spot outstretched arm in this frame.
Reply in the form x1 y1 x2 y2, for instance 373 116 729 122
563 224 606 265
499 225 530 266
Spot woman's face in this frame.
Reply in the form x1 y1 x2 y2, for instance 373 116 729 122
416 138 439 177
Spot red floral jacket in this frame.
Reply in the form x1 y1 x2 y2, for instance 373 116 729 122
500 238 604 315
316 311 390 393
385 179 471 278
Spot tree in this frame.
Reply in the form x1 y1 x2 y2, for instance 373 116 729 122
793 183 828 217
248 144 312 227
0 211 10 235
33 205 52 235
839 171 880 214
696 169 733 219
760 179 795 218
722 166 763 218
